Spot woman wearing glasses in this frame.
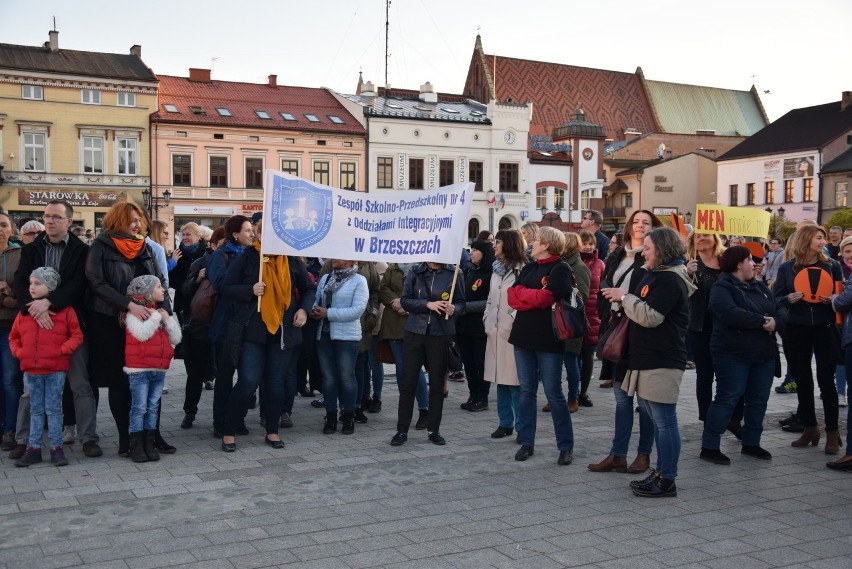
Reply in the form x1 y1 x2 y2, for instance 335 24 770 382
19 220 44 245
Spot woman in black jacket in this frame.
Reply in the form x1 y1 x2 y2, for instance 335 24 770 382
85 202 171 457
774 224 844 453
219 228 314 452
390 262 464 447
459 240 494 412
701 246 787 465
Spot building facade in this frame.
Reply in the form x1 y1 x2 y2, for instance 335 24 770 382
151 70 366 230
0 31 157 230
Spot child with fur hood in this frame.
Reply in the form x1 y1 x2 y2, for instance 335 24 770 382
124 275 181 463
10 267 84 467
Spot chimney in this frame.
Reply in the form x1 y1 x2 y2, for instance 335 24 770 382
419 81 438 103
130 45 142 57
842 91 852 112
268 74 277 87
48 30 59 52
361 80 377 98
188 68 212 83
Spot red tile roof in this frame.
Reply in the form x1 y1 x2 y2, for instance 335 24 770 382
152 75 365 135
463 37 658 141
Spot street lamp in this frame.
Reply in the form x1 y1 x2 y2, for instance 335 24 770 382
684 211 692 224
778 206 785 218
142 187 171 217
486 189 496 232
765 207 772 214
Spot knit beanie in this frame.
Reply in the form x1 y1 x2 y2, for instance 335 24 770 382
126 275 161 304
31 267 60 291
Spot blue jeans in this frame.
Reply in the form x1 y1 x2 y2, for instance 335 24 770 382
611 381 654 457
0 331 23 433
317 332 359 414
128 370 165 433
843 349 852 454
389 339 428 409
637 396 680 480
836 365 846 397
702 355 774 449
26 372 64 448
496 384 520 429
515 347 574 451
229 339 298 435
564 352 580 402
369 335 384 400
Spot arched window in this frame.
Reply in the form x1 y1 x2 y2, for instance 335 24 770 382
467 218 480 241
498 216 513 230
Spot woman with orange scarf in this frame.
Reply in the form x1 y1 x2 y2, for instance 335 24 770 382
218 222 315 452
85 202 171 457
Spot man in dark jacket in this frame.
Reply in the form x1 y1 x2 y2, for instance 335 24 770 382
10 200 102 458
581 209 609 262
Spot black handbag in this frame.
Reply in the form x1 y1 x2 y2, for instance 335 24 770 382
225 304 255 368
552 270 587 341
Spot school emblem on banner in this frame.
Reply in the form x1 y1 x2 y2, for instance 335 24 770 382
269 177 333 251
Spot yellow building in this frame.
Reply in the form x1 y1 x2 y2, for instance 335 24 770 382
0 30 157 231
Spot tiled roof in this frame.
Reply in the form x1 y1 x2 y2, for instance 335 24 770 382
338 93 491 124
376 86 469 103
719 100 852 161
643 80 767 136
0 42 156 82
463 38 657 140
528 150 572 165
152 75 365 135
822 146 852 174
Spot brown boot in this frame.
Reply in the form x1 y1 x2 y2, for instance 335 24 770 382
791 426 820 447
568 400 579 413
626 452 650 474
825 431 842 455
588 454 627 472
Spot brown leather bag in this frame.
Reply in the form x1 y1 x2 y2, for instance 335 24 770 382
597 311 629 362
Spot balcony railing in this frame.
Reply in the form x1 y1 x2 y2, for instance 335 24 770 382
603 206 626 218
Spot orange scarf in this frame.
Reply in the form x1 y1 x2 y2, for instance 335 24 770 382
254 240 292 334
111 236 145 259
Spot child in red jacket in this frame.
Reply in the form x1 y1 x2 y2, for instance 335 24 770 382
10 267 83 467
124 275 181 463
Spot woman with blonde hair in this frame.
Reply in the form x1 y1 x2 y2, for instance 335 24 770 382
509 226 575 464
774 224 844 453
558 232 590 413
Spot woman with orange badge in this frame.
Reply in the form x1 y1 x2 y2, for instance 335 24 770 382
458 240 495 412
774 224 844 454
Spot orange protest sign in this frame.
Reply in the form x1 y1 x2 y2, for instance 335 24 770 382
794 266 835 304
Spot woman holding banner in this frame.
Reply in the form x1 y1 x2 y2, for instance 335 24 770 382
774 224 844 454
218 222 315 452
390 261 464 446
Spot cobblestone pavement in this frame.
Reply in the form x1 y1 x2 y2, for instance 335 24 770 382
0 359 850 569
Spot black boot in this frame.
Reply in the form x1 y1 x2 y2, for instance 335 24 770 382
415 409 428 430
354 407 368 424
323 412 337 434
341 412 355 435
143 430 160 462
129 432 148 463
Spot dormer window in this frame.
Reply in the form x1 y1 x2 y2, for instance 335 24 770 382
328 115 344 124
164 104 179 113
255 110 271 119
216 108 233 117
305 114 320 122
189 106 205 115
280 112 296 121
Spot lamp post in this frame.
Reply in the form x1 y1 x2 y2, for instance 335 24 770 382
142 187 171 218
765 206 773 214
486 189 495 233
778 206 785 218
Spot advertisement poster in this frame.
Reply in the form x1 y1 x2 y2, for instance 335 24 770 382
783 156 814 178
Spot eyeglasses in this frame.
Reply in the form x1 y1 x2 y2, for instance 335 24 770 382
23 231 41 237
41 215 68 222
582 216 594 220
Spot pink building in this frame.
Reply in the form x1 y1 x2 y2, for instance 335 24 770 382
151 69 366 230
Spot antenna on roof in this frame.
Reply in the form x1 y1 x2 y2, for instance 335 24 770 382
385 0 391 89
211 56 220 73
52 16 57 31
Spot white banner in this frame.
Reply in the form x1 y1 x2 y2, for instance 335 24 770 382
261 170 474 264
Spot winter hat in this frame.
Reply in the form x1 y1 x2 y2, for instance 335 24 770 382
126 275 161 303
469 240 495 269
31 267 60 291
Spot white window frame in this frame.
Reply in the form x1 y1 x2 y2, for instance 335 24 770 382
22 85 43 100
81 89 101 105
117 137 138 175
82 136 105 174
836 182 848 208
22 131 47 172
116 92 136 107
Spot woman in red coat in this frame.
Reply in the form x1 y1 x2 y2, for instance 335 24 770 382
579 231 604 407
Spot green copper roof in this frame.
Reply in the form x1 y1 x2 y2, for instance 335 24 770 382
644 80 767 136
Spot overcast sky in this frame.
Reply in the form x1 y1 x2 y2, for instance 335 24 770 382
2 0 849 122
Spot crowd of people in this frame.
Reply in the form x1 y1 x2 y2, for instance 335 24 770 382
1 202 850 498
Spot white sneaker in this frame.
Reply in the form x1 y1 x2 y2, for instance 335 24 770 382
840 394 848 408
162 387 169 394
62 425 76 444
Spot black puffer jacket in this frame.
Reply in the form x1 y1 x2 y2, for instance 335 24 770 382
85 234 171 318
